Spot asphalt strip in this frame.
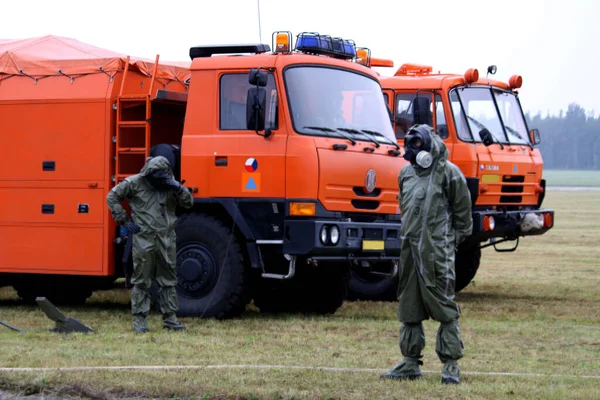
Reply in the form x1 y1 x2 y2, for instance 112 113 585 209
546 186 600 191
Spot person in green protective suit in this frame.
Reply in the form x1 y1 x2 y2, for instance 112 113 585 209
106 156 194 333
381 124 473 384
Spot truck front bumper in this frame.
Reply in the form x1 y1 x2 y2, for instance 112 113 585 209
471 208 554 242
282 218 401 261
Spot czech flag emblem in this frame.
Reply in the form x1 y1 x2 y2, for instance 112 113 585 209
245 158 258 172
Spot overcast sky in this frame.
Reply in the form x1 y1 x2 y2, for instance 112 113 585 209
1 0 598 117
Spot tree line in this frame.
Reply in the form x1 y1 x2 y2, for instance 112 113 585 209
526 103 600 170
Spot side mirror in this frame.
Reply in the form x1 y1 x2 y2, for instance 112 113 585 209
529 128 541 145
247 87 267 132
249 69 268 87
480 128 494 146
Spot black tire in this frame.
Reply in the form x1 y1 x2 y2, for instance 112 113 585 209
174 213 250 319
347 262 399 302
253 261 349 315
454 241 481 292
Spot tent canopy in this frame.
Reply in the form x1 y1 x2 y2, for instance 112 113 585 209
0 35 190 81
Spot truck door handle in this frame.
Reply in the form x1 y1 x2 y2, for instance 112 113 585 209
215 156 228 167
42 161 56 171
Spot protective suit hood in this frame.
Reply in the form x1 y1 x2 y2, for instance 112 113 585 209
410 125 449 174
429 127 449 165
139 156 173 178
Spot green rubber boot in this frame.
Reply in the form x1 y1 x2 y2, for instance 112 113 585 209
163 313 185 331
441 360 460 384
380 358 423 381
133 315 148 333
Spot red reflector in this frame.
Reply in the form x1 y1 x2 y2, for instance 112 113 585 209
483 216 495 231
543 213 553 228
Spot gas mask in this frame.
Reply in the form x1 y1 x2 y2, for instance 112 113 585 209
415 151 433 169
146 168 170 191
403 125 433 169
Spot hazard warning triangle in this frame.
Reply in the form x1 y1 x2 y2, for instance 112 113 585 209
245 176 258 190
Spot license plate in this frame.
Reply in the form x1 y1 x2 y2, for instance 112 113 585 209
362 240 385 251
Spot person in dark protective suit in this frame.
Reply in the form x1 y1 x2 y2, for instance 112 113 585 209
381 124 473 384
107 156 194 333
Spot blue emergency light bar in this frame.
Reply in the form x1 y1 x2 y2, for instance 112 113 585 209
295 32 357 59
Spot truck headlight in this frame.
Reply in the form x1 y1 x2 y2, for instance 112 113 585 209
320 226 329 244
330 225 340 245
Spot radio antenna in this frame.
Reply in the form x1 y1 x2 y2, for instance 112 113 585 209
257 0 263 43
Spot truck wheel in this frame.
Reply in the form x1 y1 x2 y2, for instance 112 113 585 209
347 264 398 302
454 241 481 292
174 213 250 319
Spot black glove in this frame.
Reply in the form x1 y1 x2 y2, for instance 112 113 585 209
125 221 141 233
164 177 182 192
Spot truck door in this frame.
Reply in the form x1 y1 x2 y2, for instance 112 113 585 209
208 71 286 199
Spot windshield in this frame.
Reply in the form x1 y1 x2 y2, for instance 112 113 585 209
493 90 530 144
450 87 530 145
284 66 397 145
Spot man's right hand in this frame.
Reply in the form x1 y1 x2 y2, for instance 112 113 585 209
125 221 141 233
164 177 183 192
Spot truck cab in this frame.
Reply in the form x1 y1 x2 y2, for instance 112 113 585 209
172 33 404 317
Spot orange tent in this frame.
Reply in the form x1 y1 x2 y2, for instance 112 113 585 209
0 35 190 82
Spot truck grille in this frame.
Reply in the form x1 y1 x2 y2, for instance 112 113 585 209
500 175 524 203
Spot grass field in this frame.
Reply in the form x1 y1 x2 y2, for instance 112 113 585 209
543 169 600 187
1 191 599 399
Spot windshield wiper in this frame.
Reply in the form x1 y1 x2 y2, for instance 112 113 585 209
504 126 524 141
505 126 533 150
467 116 504 150
304 126 356 145
361 129 400 150
338 128 380 149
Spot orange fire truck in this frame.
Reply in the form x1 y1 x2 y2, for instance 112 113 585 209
0 32 404 317
347 56 554 300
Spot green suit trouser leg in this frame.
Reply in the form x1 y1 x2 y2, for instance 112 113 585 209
396 245 464 364
131 232 179 323
154 232 179 319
